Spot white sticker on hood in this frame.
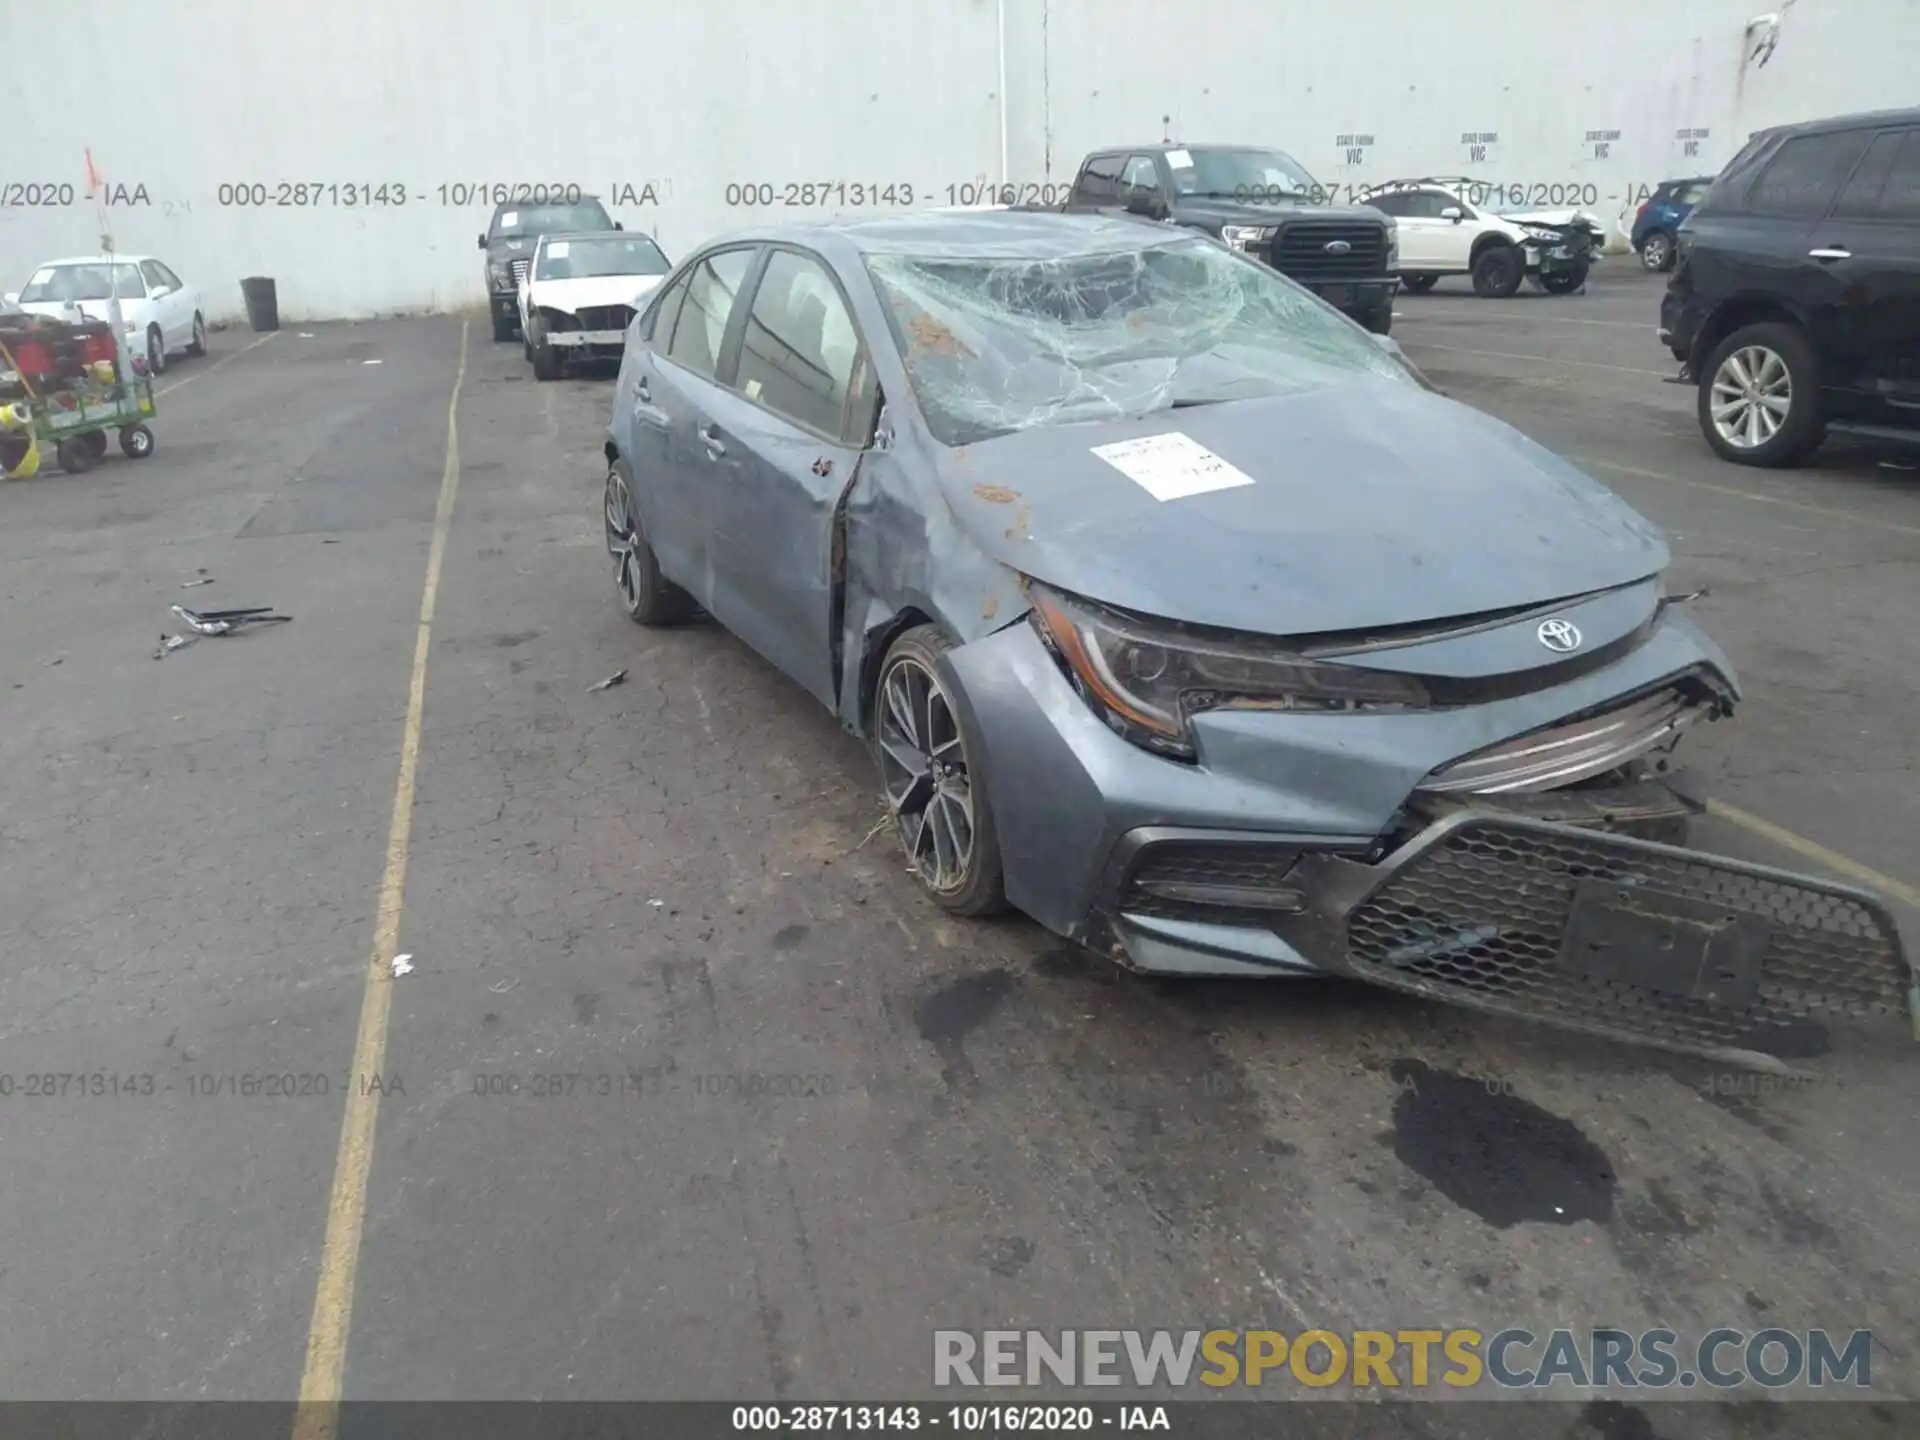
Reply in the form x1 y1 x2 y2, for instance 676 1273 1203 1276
501 211 519 228
1164 149 1194 170
1091 432 1255 503
546 241 570 258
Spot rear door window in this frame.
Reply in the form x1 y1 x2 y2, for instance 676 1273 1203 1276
665 248 757 382
1874 130 1920 220
1746 130 1874 217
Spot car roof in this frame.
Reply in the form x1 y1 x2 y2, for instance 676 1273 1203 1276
1760 106 1920 138
1086 142 1294 155
35 254 155 266
536 230 641 243
701 209 1199 261
492 197 603 211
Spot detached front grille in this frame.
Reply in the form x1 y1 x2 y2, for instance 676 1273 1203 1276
1339 816 1911 1058
576 305 635 332
1271 222 1386 278
1418 682 1717 795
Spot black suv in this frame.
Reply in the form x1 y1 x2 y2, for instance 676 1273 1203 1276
1661 107 1920 467
479 196 620 342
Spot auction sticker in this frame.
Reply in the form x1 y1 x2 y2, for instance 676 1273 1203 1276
1091 432 1255 502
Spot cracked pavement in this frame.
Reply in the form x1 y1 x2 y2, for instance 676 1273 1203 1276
0 272 1915 1436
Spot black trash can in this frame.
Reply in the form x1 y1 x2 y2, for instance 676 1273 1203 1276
240 276 279 333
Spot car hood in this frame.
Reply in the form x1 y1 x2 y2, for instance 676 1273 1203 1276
1170 197 1388 228
527 274 663 312
933 378 1668 636
1501 207 1604 231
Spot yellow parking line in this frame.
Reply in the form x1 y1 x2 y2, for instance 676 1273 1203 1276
154 329 278 397
291 318 469 1440
1707 800 1920 912
1580 457 1920 542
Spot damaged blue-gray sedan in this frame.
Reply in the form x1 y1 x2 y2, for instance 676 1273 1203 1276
601 210 1910 1064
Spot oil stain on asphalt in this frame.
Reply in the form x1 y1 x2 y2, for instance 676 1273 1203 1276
1387 1058 1617 1229
914 969 1014 1091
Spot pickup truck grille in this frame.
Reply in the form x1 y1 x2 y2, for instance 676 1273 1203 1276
1270 222 1385 278
576 305 635 333
509 259 530 287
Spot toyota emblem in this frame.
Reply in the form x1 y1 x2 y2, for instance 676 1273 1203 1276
1324 239 1353 255
1537 618 1582 653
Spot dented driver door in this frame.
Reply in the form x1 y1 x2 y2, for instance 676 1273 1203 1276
699 248 873 709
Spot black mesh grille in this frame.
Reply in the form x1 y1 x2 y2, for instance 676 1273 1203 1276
1271 222 1387 278
1121 841 1304 922
1343 817 1910 1057
576 305 635 332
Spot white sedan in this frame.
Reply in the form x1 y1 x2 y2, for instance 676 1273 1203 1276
517 232 672 381
8 254 206 374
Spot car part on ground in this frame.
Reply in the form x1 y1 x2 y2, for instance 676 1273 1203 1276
1660 106 1920 467
601 207 1912 1065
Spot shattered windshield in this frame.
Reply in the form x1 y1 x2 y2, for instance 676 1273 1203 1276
866 235 1413 445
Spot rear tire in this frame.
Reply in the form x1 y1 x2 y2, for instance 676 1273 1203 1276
56 437 97 474
871 625 1007 917
604 463 694 626
1640 231 1675 272
1470 244 1524 299
146 325 167 375
1698 321 1820 468
186 312 207 357
1398 274 1439 294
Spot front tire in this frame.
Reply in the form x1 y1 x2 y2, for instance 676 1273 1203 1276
1640 231 1675 272
1398 274 1439 294
1698 322 1820 468
531 330 562 381
120 423 155 459
56 437 97 474
871 625 1007 917
1540 263 1589 295
604 463 694 626
1360 301 1393 336
1470 244 1524 299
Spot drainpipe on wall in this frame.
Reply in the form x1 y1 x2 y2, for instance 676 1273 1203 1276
997 0 1010 188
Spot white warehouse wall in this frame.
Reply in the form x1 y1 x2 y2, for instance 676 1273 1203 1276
6 0 1914 322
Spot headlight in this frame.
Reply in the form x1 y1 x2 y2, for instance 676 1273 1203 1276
1220 224 1277 252
1027 581 1432 761
1385 223 1399 267
488 261 511 286
1522 226 1561 243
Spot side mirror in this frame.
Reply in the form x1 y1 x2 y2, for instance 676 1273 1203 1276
1124 191 1160 218
614 221 624 231
2 293 17 305
151 284 172 298
477 234 488 249
1440 206 1464 223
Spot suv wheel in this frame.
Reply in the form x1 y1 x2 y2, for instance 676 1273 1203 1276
1640 232 1674 272
1470 244 1523 298
1698 322 1820 468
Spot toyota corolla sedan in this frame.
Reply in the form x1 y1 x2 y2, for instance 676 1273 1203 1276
601 210 1909 1063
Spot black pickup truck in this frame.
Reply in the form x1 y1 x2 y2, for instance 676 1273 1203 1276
1047 144 1399 334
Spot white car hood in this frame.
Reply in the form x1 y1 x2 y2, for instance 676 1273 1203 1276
18 298 150 327
525 274 663 313
1500 207 1603 229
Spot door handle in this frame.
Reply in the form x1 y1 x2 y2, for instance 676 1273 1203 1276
632 375 650 402
1808 247 1852 260
698 423 726 458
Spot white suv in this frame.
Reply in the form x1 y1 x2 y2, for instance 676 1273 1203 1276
1365 179 1600 298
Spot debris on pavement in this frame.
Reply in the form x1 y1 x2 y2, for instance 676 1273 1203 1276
588 668 628 692
181 577 215 588
391 953 415 978
171 604 293 636
648 899 665 908
854 814 894 851
153 633 199 660
488 977 520 993
45 655 62 666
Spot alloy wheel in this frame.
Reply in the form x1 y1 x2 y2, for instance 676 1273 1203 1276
877 656 975 891
1709 345 1792 450
1641 234 1670 270
604 468 642 612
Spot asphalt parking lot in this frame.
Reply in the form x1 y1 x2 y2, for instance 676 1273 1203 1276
1 265 1916 1436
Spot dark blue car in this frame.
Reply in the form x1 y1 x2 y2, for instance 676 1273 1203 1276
1631 177 1714 271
